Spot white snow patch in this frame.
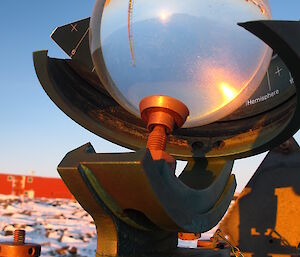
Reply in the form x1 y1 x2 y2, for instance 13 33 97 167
0 194 97 257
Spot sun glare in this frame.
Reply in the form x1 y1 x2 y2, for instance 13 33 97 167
159 10 171 23
220 82 237 102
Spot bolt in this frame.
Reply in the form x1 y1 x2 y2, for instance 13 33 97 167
139 95 189 170
146 125 167 151
14 230 25 244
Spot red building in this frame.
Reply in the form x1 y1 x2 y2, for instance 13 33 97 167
0 173 74 199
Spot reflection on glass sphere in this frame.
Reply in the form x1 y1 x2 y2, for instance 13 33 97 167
90 0 272 127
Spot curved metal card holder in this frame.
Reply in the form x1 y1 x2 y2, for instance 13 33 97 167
33 22 300 160
33 20 300 257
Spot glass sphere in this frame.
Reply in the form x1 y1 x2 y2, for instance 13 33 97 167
90 0 272 127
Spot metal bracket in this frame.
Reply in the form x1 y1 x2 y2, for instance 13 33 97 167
58 143 234 256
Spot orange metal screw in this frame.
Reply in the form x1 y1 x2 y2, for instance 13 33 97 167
140 95 189 170
146 125 167 151
0 229 41 256
14 230 25 244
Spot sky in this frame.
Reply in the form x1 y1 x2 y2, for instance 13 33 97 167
0 1 299 192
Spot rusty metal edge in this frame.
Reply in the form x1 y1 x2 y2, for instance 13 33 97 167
33 50 143 151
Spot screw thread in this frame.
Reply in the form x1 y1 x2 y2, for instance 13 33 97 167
146 125 167 151
14 230 25 244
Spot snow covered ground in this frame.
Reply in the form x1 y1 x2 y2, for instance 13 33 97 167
0 194 221 256
0 194 97 257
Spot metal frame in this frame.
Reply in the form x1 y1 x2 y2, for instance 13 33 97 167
33 20 300 257
33 21 300 160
